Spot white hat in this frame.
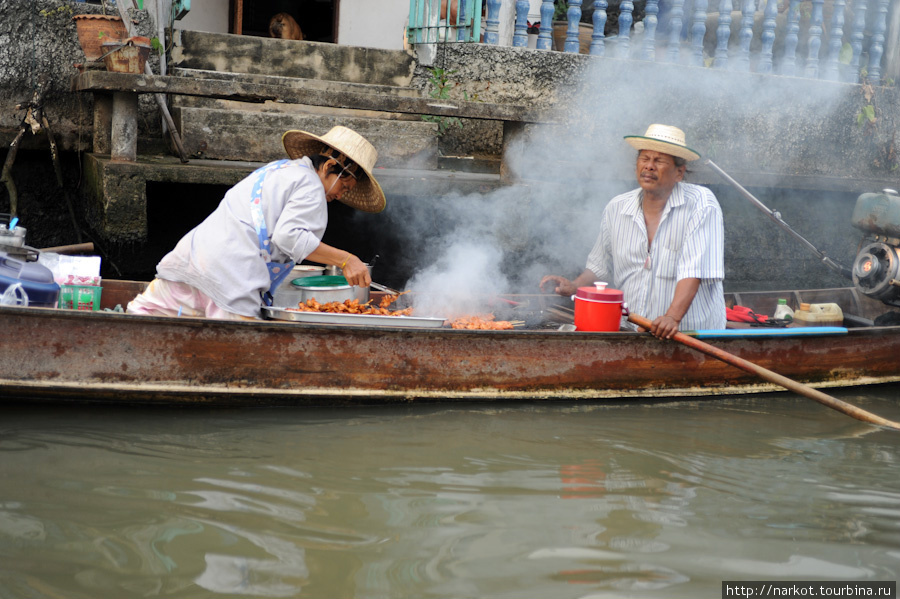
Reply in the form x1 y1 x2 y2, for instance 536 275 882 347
624 124 701 162
282 126 386 213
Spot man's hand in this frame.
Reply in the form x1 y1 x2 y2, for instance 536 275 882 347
540 275 577 297
649 314 680 339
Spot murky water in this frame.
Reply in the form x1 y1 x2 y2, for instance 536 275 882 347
1 390 899 598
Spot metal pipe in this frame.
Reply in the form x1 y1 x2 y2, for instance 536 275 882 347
704 159 853 280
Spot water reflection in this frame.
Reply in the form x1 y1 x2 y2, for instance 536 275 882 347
0 391 898 598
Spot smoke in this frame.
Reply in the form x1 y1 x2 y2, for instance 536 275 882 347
382 35 860 315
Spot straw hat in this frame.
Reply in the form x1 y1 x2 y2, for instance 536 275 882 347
623 124 701 162
282 126 386 213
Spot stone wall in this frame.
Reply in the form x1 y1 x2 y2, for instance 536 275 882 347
0 0 158 152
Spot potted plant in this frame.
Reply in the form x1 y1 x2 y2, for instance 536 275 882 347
72 0 127 61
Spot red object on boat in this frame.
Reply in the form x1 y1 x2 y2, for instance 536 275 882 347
574 282 625 332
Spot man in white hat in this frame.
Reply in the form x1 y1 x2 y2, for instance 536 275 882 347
541 124 726 338
127 125 386 319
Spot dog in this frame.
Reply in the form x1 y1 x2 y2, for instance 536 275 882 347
269 12 304 41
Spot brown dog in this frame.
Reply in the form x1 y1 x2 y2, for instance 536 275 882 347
269 13 304 40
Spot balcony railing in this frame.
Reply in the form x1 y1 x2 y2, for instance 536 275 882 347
464 0 896 84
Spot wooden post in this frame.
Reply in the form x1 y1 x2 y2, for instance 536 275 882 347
111 91 138 162
92 92 113 155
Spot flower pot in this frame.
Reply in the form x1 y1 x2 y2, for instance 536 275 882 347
72 14 128 61
101 36 151 74
551 20 593 54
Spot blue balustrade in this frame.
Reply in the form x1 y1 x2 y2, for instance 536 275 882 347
781 0 800 76
642 0 659 61
737 0 753 71
414 0 895 87
849 0 868 80
484 0 500 44
456 0 469 42
804 0 824 78
714 0 732 69
821 0 845 81
590 0 608 56
758 0 778 73
868 0 889 83
565 0 583 52
665 0 685 63
617 0 634 59
691 0 709 67
538 0 554 49
513 0 530 46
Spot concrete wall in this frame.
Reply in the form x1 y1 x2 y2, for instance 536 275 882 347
175 0 229 34
338 0 410 50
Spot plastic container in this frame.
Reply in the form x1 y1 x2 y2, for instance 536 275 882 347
573 282 625 332
58 284 102 311
773 298 794 321
793 302 843 327
0 253 59 308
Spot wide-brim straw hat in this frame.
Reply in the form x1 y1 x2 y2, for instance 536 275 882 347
282 126 386 213
623 124 701 162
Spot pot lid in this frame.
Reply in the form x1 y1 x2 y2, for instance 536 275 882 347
292 275 351 289
575 281 623 301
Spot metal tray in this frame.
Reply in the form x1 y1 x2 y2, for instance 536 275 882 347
262 306 447 328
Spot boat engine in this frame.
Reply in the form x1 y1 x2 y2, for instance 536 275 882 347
851 189 900 306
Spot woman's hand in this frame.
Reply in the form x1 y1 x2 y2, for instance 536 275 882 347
341 254 371 288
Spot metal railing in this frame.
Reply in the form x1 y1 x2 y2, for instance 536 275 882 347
408 0 485 44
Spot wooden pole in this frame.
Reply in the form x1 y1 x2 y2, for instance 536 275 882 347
627 313 900 431
40 242 95 254
114 1 189 162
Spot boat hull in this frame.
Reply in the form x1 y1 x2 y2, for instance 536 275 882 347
2 296 898 405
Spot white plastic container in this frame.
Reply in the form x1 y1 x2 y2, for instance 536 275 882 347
773 298 794 321
793 302 843 327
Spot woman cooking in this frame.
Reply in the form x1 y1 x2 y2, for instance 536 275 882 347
127 125 385 319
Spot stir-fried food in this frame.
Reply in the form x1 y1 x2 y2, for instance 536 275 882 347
449 314 514 330
288 292 413 316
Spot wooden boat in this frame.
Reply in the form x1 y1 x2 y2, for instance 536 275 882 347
1 280 898 405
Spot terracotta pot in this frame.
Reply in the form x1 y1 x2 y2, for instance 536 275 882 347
72 14 128 61
551 20 593 54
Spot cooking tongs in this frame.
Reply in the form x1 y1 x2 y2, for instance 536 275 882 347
370 281 401 296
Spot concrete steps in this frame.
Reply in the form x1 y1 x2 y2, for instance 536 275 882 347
168 31 440 169
171 106 438 168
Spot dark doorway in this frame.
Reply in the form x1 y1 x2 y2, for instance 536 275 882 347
231 0 338 43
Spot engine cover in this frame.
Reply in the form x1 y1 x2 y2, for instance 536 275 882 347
853 241 900 302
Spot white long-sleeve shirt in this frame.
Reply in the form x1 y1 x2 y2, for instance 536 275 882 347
586 182 726 330
156 157 327 317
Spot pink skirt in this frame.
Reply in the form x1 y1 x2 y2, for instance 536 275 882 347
126 278 258 320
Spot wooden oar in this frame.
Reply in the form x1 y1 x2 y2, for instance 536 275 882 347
628 313 900 431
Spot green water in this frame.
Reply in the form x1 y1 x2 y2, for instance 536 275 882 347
1 391 899 598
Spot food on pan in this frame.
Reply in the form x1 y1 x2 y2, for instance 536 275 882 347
287 292 413 316
449 314 514 330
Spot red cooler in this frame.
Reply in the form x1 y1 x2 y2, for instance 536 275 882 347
573 282 625 332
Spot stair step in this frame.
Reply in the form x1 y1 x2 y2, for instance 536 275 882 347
172 68 423 98
170 95 425 122
171 30 417 87
172 106 438 169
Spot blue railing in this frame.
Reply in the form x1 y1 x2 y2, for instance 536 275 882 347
408 0 484 44
473 0 893 84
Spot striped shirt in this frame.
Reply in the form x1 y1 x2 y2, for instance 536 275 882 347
586 182 726 331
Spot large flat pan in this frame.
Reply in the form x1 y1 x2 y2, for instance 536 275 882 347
262 306 447 329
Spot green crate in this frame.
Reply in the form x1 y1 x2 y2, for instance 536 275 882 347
58 285 102 311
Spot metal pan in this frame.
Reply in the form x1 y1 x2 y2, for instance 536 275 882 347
262 306 447 328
